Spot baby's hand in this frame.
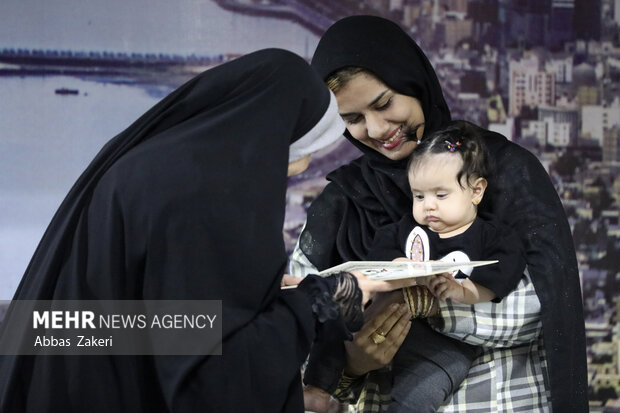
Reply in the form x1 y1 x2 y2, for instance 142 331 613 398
414 275 433 288
428 273 465 303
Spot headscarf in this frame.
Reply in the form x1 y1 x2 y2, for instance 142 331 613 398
300 15 451 269
301 16 588 412
0 48 344 412
289 93 343 161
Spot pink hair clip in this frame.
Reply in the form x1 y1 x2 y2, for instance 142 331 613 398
445 140 461 152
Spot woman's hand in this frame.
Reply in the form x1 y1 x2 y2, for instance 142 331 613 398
281 271 416 303
343 291 412 377
281 274 302 287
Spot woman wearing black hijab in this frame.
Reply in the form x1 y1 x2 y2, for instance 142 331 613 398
0 48 416 412
292 16 587 413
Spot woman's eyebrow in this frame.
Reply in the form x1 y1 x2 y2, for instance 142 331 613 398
339 90 390 117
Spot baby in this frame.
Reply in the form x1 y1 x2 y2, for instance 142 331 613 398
303 120 526 412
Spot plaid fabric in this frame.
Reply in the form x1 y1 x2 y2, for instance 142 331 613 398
334 335 550 413
435 268 544 348
290 245 552 412
332 368 392 412
435 269 551 412
333 270 551 413
289 237 320 278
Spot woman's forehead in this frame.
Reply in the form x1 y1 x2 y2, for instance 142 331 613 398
340 72 387 93
335 74 390 109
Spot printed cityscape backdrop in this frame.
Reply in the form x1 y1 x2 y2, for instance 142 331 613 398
1 0 619 410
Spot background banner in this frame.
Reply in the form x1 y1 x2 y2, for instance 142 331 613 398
1 0 618 409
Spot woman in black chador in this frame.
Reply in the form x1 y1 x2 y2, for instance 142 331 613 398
0 48 412 412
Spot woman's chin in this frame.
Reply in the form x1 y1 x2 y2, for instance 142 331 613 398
377 141 417 161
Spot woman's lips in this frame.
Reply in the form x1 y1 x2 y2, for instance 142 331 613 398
382 135 405 150
380 126 404 150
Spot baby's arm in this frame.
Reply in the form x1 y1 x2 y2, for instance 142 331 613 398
428 273 496 304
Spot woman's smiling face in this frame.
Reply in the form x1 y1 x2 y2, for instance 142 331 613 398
334 72 425 161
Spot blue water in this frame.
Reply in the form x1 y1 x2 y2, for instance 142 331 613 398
0 0 319 59
0 76 165 298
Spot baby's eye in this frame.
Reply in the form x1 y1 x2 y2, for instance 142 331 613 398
414 194 424 201
436 193 448 199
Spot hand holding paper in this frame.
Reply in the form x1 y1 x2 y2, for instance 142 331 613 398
319 260 498 281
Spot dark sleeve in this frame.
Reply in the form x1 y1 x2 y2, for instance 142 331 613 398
154 290 317 413
467 218 526 302
299 159 411 269
300 182 357 270
366 214 415 261
154 274 362 413
83 177 321 412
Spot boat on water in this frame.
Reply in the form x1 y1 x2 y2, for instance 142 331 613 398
55 87 79 95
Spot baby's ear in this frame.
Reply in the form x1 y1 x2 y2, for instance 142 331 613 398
472 177 487 205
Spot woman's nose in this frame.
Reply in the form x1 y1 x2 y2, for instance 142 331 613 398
365 112 389 139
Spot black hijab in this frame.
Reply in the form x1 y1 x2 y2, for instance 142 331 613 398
300 15 451 269
301 15 587 412
0 48 343 412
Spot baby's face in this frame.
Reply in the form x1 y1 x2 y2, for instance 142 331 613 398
408 153 479 238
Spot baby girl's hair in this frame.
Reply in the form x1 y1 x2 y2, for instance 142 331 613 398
407 120 491 189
